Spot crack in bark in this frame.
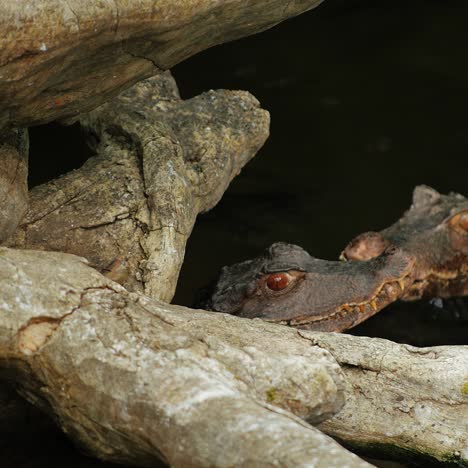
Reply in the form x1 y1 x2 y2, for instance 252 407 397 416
75 213 131 230
16 284 124 356
126 51 163 71
25 184 95 226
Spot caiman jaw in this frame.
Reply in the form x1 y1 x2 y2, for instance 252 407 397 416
267 269 413 331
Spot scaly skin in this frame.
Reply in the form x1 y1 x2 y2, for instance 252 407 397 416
342 186 468 301
199 186 467 332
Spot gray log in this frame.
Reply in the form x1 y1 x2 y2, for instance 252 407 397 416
0 0 324 127
305 332 468 466
1 247 466 465
0 247 369 468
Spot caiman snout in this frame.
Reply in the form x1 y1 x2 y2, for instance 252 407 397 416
200 241 416 332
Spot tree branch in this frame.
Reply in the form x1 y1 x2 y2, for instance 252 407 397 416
0 247 370 468
304 332 468 466
8 72 269 302
0 0 325 127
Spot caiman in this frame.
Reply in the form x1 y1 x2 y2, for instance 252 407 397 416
198 186 468 332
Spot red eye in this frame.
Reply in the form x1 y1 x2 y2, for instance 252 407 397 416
266 273 290 291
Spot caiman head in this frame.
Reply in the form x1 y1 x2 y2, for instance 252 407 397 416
198 242 415 332
341 186 468 301
199 186 467 332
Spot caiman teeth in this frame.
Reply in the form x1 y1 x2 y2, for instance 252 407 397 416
370 299 378 311
398 279 406 291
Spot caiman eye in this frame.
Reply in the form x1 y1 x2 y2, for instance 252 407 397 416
448 210 468 234
266 273 290 291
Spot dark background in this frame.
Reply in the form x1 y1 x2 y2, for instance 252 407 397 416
24 1 467 466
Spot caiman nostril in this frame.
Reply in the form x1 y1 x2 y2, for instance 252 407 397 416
341 231 390 261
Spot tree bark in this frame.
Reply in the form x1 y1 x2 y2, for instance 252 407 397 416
0 127 28 242
0 247 466 466
8 72 269 302
305 332 468 466
0 0 325 128
0 247 371 468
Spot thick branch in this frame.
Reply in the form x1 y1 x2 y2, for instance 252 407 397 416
303 332 468 466
0 247 369 468
0 248 466 466
9 73 270 302
0 0 325 127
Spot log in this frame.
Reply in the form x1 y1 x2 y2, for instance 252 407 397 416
0 247 369 468
8 72 270 302
0 247 466 466
0 0 325 127
305 332 468 466
0 127 28 242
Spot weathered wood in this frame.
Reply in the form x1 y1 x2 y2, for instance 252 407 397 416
0 0 325 127
8 73 269 302
305 332 468 466
0 247 371 468
0 247 466 466
0 127 28 242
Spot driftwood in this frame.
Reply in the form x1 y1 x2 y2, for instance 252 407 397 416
9 72 269 302
0 126 28 242
0 0 324 127
0 247 371 468
0 247 466 466
308 333 468 466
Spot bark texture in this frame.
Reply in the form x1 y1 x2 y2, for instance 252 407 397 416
0 247 466 466
308 332 468 466
0 247 371 468
0 0 324 128
0 127 28 242
8 72 270 302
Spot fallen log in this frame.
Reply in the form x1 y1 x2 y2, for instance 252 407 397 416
306 332 468 466
0 247 466 466
0 247 370 468
0 0 325 127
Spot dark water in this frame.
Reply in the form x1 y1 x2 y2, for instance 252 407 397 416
171 0 468 346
